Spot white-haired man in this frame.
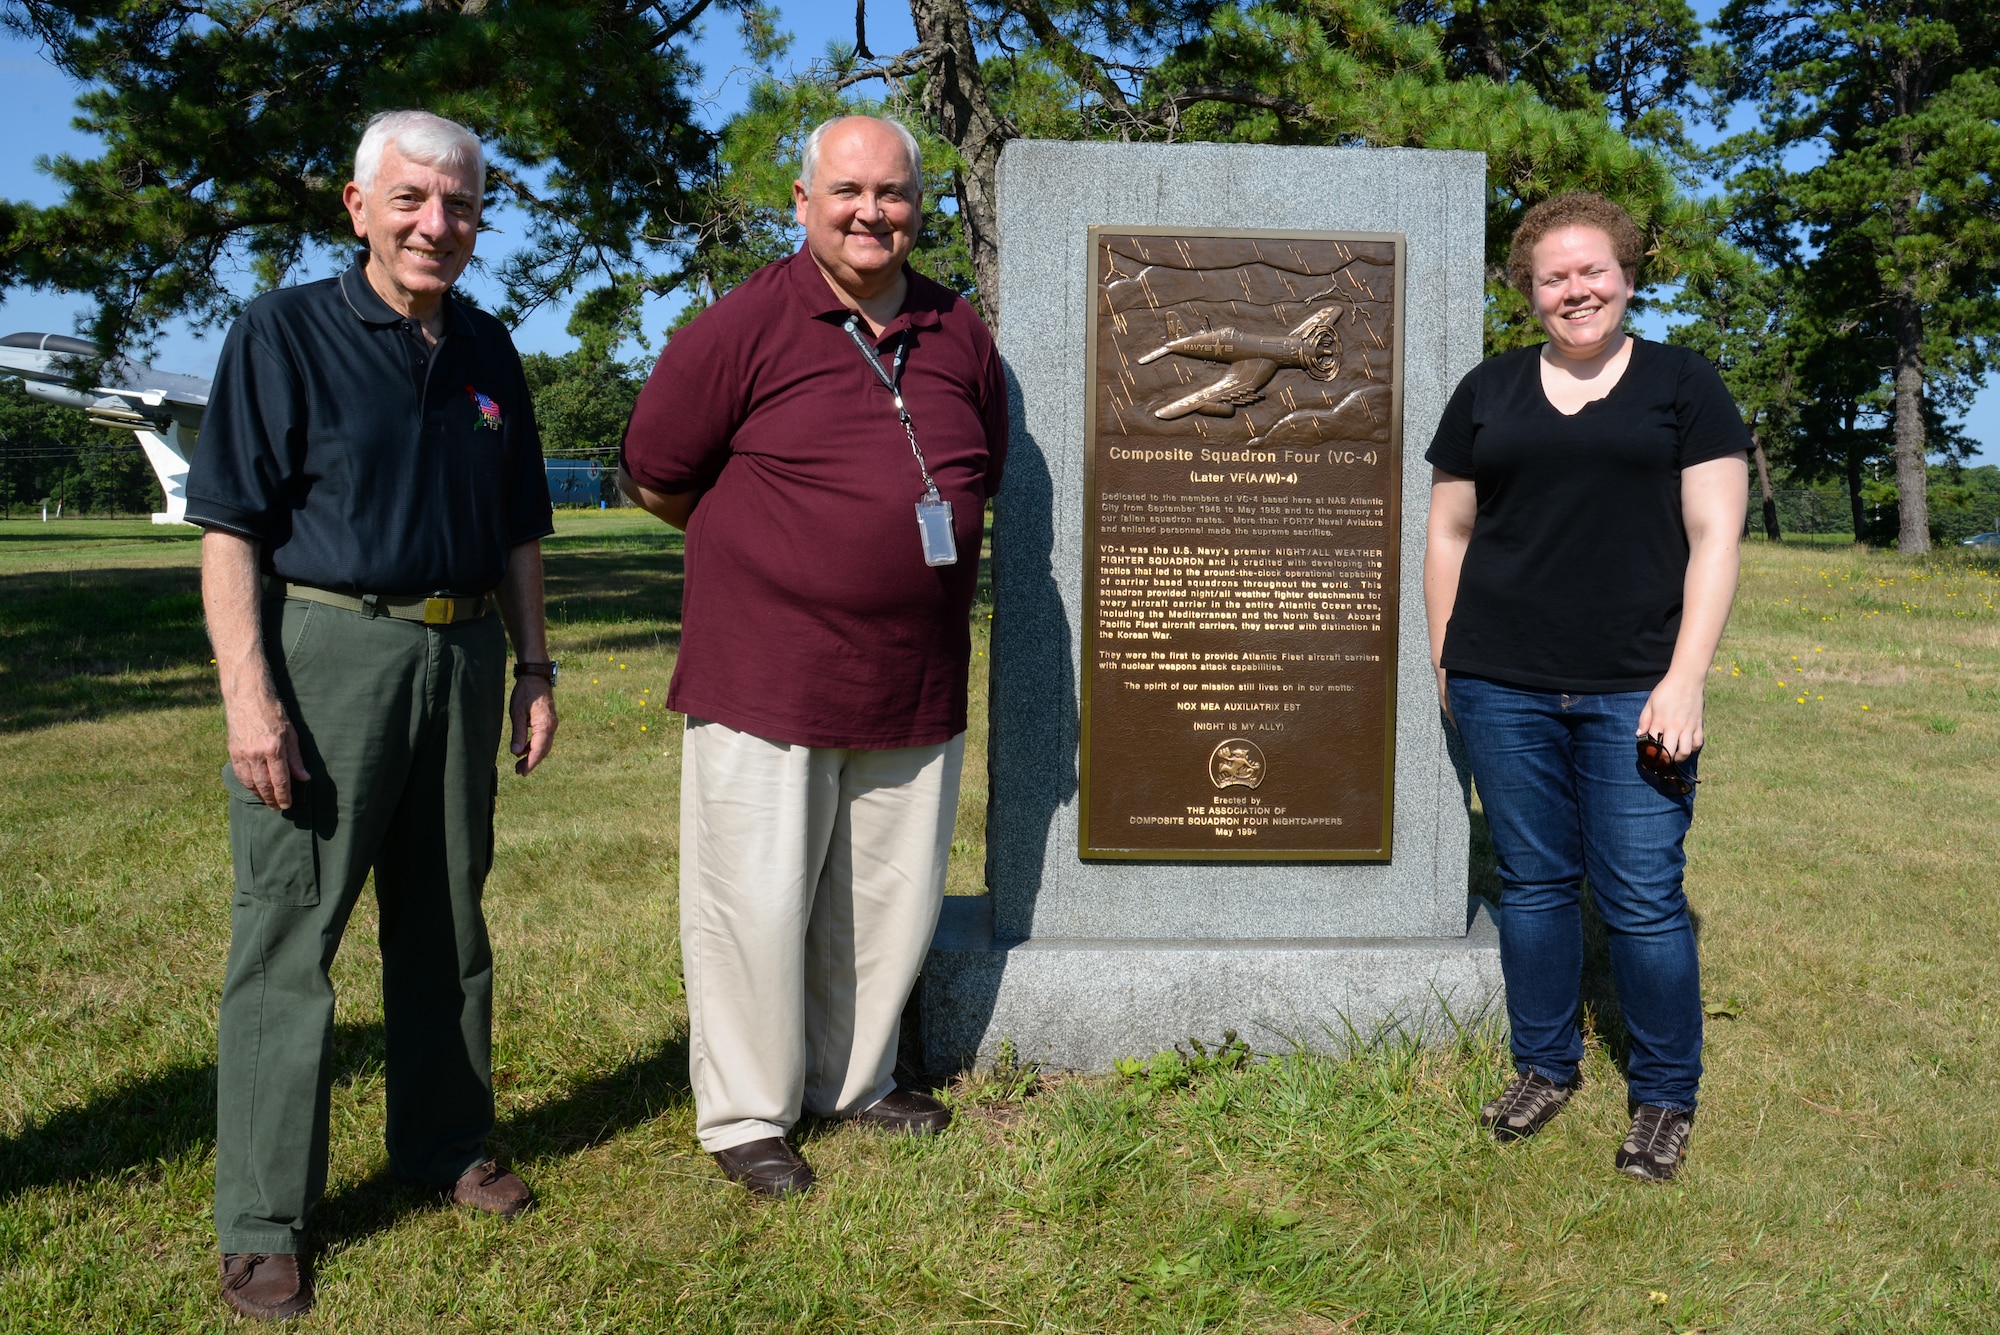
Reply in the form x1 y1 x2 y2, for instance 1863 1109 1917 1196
184 109 558 1320
619 114 1005 1197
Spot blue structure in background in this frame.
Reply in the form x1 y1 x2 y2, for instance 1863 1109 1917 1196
545 459 604 507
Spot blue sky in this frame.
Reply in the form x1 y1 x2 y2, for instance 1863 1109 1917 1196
0 3 1990 462
0 4 908 372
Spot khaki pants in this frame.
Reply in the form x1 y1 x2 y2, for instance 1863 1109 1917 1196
680 717 964 1152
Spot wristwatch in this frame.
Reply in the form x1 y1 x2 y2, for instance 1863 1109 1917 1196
513 660 559 686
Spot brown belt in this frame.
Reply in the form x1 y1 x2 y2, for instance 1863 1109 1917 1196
280 582 491 625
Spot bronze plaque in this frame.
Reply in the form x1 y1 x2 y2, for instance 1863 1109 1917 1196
1080 227 1405 861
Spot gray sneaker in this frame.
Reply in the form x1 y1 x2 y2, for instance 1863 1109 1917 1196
1616 1104 1694 1182
1479 1070 1580 1142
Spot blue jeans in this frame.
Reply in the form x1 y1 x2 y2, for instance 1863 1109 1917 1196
1447 674 1703 1111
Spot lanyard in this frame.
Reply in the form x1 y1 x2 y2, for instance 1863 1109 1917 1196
844 315 940 498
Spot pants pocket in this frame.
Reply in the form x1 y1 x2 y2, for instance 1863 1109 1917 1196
263 598 327 680
222 762 323 907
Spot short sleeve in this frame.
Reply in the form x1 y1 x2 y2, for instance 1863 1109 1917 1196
182 318 306 541
620 303 749 494
980 336 1008 498
1673 350 1753 468
1424 361 1483 477
500 339 555 546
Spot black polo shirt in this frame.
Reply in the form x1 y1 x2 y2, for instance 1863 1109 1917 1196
1426 339 1751 691
186 256 553 596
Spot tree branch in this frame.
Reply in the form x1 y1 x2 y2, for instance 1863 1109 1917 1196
1140 85 1316 126
908 0 1016 324
646 0 717 51
997 0 1134 116
831 41 941 90
486 165 546 210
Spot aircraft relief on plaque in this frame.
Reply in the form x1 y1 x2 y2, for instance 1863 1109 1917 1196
1081 227 1405 861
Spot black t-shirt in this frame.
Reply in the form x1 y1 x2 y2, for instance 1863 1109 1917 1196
186 256 554 596
1425 338 1750 693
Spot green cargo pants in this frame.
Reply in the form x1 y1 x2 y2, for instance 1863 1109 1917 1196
214 593 507 1255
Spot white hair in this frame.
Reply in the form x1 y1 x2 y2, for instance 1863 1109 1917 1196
797 115 922 195
353 110 486 195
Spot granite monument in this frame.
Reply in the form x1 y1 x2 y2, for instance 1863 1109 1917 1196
922 141 1500 1072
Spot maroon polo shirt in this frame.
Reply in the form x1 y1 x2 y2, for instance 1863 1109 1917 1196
622 249 1006 749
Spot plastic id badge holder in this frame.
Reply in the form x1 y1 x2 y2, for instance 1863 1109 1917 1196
842 314 958 567
916 491 957 566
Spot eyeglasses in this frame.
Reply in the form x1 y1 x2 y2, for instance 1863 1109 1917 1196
1636 733 1699 795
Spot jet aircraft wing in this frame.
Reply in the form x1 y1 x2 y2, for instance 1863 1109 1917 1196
0 331 213 522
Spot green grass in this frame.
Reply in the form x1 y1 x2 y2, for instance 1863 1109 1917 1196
2 515 1997 1331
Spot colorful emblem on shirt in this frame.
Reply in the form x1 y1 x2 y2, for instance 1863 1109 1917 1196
465 385 503 430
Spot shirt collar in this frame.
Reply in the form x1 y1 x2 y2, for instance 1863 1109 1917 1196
339 251 476 337
785 247 944 338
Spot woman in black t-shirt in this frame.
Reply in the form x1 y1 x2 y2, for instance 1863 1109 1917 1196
1424 193 1749 1183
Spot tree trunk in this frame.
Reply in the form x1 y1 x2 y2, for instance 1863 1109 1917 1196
1845 440 1865 544
1751 431 1779 541
1884 43 1934 555
1453 3 1509 84
1891 287 1929 553
907 0 1016 329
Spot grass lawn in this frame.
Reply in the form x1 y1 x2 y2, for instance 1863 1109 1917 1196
1 512 1996 1332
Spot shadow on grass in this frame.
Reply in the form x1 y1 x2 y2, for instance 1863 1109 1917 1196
0 565 215 732
0 527 982 727
0 1021 691 1251
0 538 698 732
0 1020 383 1200
542 541 685 632
313 1033 692 1247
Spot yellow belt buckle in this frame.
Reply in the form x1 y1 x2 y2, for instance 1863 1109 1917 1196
423 597 454 625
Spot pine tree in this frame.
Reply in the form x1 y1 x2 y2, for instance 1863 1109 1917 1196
0 0 771 354
1669 248 1800 540
1712 0 2000 553
834 0 1714 334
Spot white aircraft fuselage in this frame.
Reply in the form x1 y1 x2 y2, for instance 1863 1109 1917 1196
0 332 211 524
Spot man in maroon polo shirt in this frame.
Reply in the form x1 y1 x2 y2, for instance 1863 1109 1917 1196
617 114 1005 1197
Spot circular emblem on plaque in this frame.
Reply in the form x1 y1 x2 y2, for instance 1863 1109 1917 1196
1208 738 1266 791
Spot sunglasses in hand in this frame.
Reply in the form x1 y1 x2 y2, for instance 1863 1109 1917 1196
1636 733 1699 795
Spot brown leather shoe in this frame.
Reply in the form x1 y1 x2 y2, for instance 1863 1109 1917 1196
219 1252 312 1322
451 1158 534 1219
711 1137 815 1198
850 1090 952 1135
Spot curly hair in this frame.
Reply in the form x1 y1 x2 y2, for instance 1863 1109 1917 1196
1506 193 1646 296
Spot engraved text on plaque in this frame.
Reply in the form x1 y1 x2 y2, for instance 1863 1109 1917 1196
1080 227 1405 860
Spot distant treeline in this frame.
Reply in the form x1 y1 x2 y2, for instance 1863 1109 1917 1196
13 344 1996 546
1767 465 2000 546
521 348 644 464
1917 466 2000 545
0 380 160 517
1768 469 2000 547
0 348 643 519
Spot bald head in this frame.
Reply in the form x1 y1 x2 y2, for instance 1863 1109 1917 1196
792 115 923 309
797 116 922 198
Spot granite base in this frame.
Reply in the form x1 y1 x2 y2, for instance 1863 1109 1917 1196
921 895 1506 1074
